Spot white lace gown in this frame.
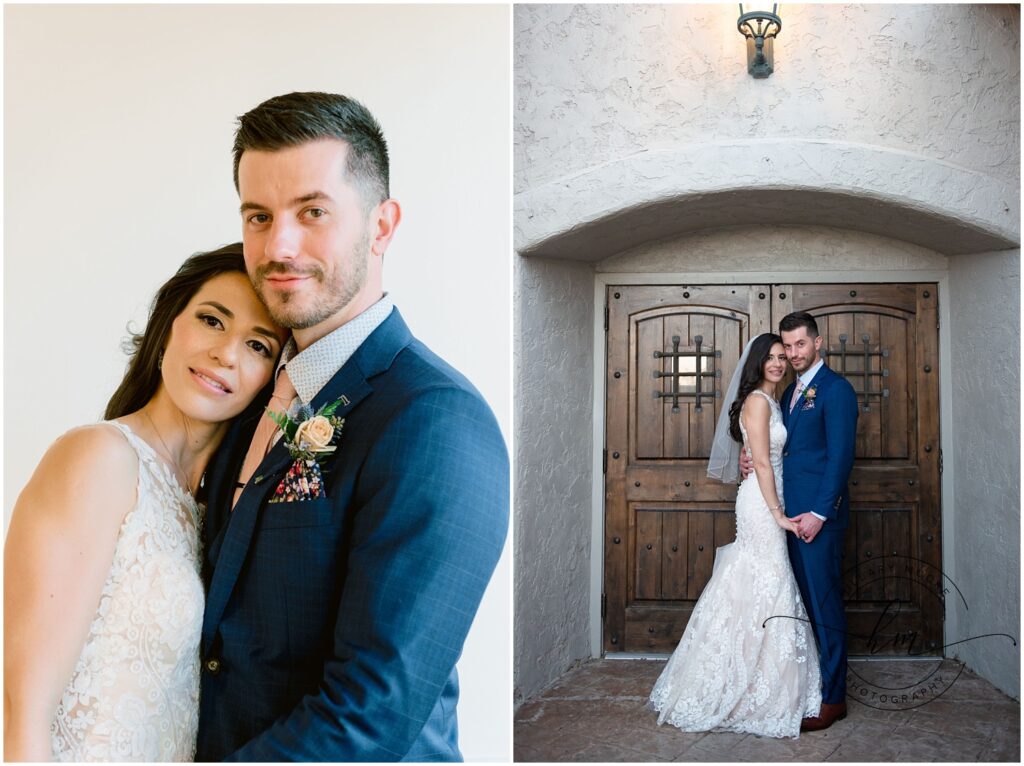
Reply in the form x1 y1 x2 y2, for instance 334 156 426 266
50 422 204 761
649 390 822 738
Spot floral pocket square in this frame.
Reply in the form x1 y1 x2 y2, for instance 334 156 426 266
270 458 326 503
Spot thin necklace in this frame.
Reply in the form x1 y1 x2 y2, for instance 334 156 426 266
143 409 194 495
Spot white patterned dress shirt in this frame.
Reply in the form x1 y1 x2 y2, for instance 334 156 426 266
277 294 395 406
793 357 827 522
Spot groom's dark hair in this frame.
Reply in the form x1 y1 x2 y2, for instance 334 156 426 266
232 91 389 209
779 311 819 337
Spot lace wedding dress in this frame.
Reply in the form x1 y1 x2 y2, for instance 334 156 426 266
649 390 822 738
50 422 204 761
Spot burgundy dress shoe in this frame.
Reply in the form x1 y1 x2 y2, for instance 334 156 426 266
800 701 847 732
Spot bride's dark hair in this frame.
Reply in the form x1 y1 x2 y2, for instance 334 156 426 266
104 243 249 420
727 333 783 443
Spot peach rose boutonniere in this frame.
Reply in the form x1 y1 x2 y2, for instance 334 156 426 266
294 415 336 454
267 399 346 462
267 398 347 504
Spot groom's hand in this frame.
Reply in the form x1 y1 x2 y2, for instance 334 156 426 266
792 513 824 543
739 447 754 479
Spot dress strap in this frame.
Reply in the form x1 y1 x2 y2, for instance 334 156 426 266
101 421 197 511
101 420 156 464
747 389 777 406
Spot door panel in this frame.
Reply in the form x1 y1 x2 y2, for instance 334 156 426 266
604 285 770 652
776 283 941 654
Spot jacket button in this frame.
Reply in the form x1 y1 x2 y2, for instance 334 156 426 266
783 451 789 457
205 658 221 674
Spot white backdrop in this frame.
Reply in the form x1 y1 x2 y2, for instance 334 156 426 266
4 4 511 760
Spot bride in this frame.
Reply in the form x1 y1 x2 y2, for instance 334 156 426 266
4 243 287 761
649 333 821 738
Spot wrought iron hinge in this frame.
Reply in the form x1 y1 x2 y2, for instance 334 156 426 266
601 592 607 620
603 449 608 474
938 447 943 475
604 305 609 331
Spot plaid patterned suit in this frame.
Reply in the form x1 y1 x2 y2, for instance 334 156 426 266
196 309 509 761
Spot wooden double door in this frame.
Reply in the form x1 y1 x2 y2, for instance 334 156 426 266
603 284 941 655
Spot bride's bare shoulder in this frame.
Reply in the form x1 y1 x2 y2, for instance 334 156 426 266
741 391 771 413
51 423 139 471
15 424 139 523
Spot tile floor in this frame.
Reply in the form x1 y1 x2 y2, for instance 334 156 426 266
514 658 1020 762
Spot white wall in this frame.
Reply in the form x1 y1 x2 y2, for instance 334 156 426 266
4 5 511 759
947 248 1021 699
513 254 594 704
514 3 1020 193
513 5 1019 260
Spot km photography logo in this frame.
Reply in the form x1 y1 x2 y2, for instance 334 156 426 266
766 554 1017 711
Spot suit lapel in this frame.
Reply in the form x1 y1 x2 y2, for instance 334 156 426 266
781 382 795 429
782 364 829 451
203 393 267 568
201 308 413 654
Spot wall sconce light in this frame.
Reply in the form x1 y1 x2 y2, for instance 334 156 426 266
737 3 781 78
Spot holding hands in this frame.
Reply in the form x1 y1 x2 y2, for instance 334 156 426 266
791 513 823 543
739 446 821 542
773 510 800 536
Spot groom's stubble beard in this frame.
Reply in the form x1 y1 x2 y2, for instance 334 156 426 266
793 344 820 373
805 340 822 370
252 230 371 331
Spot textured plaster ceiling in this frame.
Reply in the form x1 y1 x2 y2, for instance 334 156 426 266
515 141 1020 261
520 187 1018 261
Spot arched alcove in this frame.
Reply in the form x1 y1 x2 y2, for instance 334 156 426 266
515 140 1019 260
514 189 1020 704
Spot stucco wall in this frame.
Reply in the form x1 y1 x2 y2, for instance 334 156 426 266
597 225 948 273
514 3 1020 260
947 248 1021 699
514 4 1019 193
514 255 594 703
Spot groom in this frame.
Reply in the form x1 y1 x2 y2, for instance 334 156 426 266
742 311 857 731
195 92 509 760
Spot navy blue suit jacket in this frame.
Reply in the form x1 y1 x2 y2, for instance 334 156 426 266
195 309 509 761
781 364 858 528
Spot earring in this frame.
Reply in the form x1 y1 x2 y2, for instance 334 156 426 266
158 350 164 371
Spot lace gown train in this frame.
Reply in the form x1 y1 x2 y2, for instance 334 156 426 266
649 390 821 738
50 422 204 761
